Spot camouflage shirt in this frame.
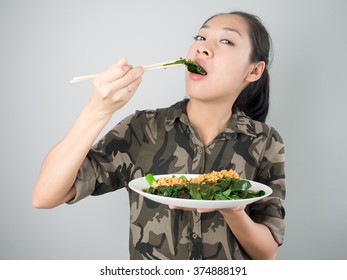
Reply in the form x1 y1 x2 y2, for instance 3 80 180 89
69 99 286 260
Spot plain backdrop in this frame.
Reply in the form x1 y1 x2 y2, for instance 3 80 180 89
1 0 346 260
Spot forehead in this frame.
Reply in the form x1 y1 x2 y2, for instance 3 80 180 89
202 14 249 35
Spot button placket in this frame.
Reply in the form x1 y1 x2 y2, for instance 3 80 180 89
186 124 206 174
189 211 202 259
197 146 202 154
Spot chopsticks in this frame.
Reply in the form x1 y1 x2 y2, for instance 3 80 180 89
70 60 182 83
142 60 181 71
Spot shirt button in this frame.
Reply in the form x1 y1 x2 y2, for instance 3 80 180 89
192 233 198 239
197 147 202 154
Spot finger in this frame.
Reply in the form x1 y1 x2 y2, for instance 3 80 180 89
117 58 129 66
124 72 143 93
218 206 245 216
169 205 195 211
108 66 144 93
109 58 136 79
111 75 142 105
95 59 133 85
196 208 217 213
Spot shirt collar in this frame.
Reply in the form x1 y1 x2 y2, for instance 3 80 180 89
165 99 258 138
165 99 189 126
228 109 258 138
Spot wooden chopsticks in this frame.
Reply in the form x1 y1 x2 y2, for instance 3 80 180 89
70 60 182 83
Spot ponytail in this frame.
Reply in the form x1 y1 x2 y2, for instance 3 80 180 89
233 68 270 123
228 11 272 123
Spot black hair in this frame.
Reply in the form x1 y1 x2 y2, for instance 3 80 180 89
204 11 272 122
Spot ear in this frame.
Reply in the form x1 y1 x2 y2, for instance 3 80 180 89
245 61 266 82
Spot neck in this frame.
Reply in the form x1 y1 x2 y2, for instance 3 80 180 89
186 99 233 145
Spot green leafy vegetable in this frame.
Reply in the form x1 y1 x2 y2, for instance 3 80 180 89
163 58 207 75
144 174 265 201
145 173 156 186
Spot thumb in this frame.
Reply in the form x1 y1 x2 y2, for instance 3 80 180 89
117 58 129 66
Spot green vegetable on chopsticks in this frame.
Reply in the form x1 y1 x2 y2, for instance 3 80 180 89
163 58 207 75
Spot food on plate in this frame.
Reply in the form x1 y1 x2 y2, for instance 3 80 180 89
163 58 207 75
144 170 266 200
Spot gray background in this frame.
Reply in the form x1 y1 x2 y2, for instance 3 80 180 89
1 0 346 260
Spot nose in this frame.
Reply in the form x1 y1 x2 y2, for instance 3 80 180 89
196 44 213 58
197 49 209 56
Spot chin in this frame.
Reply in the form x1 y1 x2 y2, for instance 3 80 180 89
185 91 216 102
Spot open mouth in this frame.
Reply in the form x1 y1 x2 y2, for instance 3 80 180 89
184 60 207 76
163 58 207 75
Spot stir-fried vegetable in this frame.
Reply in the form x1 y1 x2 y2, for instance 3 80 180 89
163 58 207 75
144 173 265 200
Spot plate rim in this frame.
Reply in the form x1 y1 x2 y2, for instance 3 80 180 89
128 173 272 208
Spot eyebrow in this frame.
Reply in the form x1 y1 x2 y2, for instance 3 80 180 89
200 25 242 37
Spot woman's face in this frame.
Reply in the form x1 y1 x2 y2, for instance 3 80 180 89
185 14 255 103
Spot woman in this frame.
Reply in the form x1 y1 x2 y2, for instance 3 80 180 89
33 11 285 260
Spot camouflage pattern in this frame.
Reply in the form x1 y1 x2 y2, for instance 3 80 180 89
71 99 286 259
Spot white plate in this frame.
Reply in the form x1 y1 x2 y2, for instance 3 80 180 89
128 174 272 209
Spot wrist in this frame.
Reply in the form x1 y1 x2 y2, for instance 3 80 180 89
84 98 114 123
219 206 246 220
219 207 250 232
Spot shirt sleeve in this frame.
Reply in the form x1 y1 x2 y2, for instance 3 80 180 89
250 127 286 245
67 112 141 204
66 157 96 204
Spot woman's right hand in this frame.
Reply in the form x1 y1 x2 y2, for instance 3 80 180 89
88 58 144 118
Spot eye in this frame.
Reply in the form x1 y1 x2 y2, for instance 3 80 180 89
220 39 235 46
193 35 206 41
